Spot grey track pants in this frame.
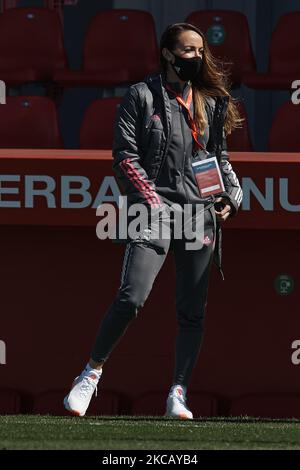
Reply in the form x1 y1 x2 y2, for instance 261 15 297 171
91 207 216 387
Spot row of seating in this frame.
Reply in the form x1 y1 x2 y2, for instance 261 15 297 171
0 7 299 89
187 10 300 90
0 95 299 151
2 388 300 418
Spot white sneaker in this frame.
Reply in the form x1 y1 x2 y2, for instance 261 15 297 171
63 368 102 416
165 385 193 420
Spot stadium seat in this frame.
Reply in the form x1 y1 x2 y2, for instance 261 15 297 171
243 12 300 89
230 394 300 419
0 96 63 148
80 97 122 149
132 391 218 417
33 389 120 416
268 101 300 152
185 10 256 88
54 9 159 87
226 101 253 151
0 8 67 87
0 389 21 414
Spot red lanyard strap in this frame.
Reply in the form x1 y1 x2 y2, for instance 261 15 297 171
165 83 205 151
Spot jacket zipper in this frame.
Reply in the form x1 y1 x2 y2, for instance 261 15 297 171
179 106 190 204
155 87 172 182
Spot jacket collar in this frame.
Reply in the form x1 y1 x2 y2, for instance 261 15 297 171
145 73 228 109
145 72 165 96
145 72 190 97
144 73 229 145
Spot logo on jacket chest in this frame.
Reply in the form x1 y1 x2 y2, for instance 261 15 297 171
151 113 161 121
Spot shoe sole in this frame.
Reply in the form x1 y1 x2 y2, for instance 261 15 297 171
179 413 192 420
165 412 193 420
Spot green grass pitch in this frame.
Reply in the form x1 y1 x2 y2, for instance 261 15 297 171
1 415 300 450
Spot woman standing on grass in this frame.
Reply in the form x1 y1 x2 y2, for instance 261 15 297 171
64 22 243 419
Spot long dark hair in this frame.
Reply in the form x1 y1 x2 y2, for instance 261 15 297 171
160 23 243 135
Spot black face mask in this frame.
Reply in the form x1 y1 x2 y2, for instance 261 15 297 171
171 53 203 82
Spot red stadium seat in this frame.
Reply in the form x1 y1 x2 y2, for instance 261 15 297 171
244 12 300 90
268 101 300 152
132 391 218 417
0 389 21 414
33 389 119 416
230 394 300 419
80 97 122 149
226 101 253 151
186 10 256 87
54 9 159 87
0 7 67 86
0 96 63 148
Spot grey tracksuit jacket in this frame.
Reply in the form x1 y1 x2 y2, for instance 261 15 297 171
112 72 243 272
